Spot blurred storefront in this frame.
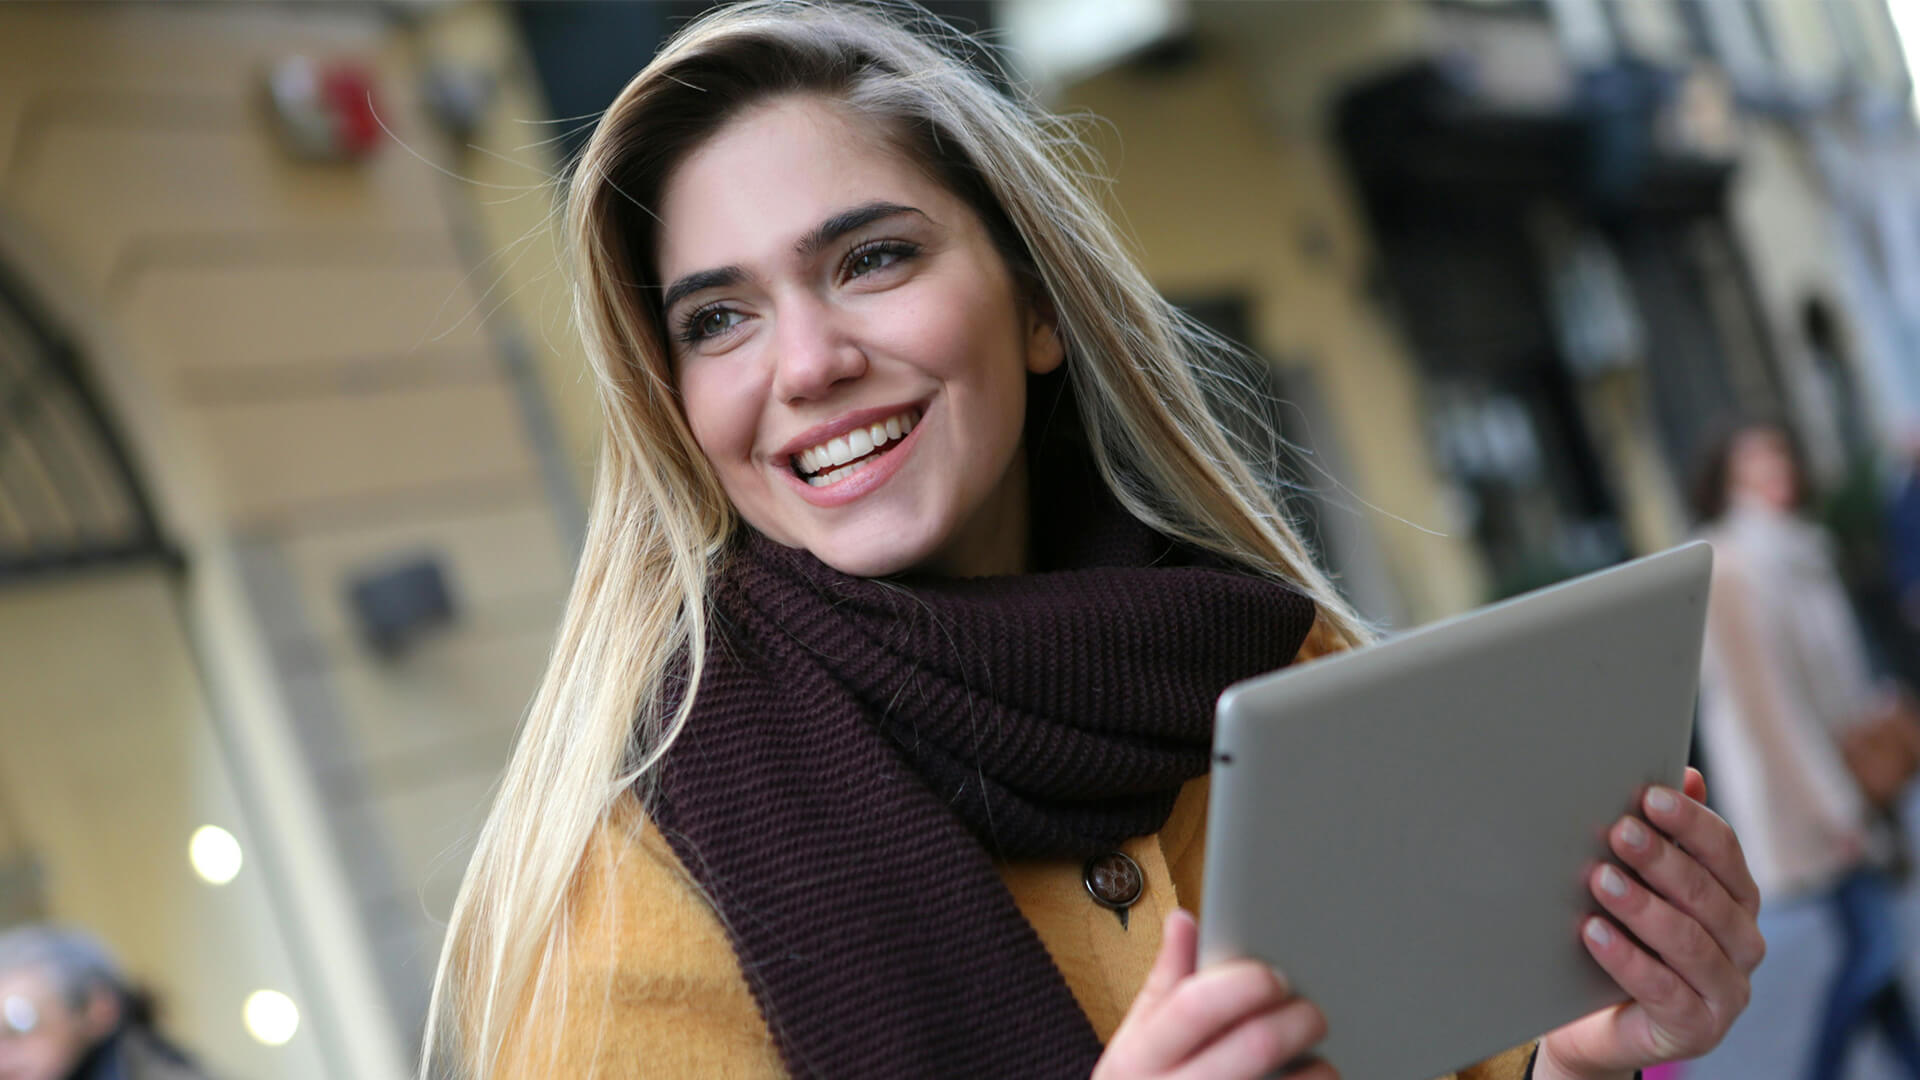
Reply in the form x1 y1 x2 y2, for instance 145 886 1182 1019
1025 0 1920 604
1032 1 1495 623
1332 3 1773 597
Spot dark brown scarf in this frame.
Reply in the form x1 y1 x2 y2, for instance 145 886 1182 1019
649 381 1318 1078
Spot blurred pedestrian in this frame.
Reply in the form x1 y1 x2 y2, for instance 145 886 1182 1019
1692 420 1920 1080
0 925 207 1080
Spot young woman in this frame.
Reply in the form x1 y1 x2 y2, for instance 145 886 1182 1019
427 4 1764 1077
1693 422 1920 1080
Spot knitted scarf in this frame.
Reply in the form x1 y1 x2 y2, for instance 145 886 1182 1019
649 388 1319 1078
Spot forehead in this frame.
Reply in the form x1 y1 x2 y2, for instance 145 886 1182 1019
654 96 941 280
0 965 59 1002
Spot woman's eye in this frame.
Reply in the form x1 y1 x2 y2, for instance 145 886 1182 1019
683 307 744 343
845 243 914 280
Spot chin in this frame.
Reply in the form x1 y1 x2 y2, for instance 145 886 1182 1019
804 521 947 579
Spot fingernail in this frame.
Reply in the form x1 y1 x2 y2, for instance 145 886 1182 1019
1586 918 1614 947
1647 787 1679 814
1600 865 1630 898
1620 818 1649 849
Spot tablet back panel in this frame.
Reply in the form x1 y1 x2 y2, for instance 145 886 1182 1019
1200 542 1711 1080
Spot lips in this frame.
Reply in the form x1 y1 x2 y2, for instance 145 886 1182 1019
792 408 921 486
777 401 930 508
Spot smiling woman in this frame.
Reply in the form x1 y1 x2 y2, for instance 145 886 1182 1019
425 4 1762 1079
660 99 1061 577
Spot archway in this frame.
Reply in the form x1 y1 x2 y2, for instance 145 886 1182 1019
0 252 335 1080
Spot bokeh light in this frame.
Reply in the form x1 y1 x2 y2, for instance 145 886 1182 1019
188 825 243 885
243 990 299 1046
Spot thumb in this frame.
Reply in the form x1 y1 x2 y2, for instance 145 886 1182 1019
1684 767 1707 805
1134 909 1198 1014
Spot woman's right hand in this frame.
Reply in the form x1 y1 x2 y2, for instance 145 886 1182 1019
1094 909 1336 1079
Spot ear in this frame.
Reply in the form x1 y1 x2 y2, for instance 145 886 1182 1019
1023 288 1065 376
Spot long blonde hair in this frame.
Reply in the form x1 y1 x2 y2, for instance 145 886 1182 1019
426 2 1371 1074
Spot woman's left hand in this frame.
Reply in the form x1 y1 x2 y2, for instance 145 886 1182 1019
1533 768 1767 1080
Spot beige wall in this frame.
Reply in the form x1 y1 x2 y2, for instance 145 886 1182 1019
1060 25 1487 622
0 567 329 1080
1728 123 1860 481
414 3 605 494
0 2 581 1070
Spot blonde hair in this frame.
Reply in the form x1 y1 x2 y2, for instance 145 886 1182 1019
426 2 1371 1075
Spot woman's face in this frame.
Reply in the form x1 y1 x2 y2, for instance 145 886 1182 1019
656 95 1062 577
1727 427 1800 512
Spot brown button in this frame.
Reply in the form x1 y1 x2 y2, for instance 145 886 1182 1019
1082 851 1144 910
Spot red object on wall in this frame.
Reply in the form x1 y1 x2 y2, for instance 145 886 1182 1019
319 64 379 157
267 55 381 161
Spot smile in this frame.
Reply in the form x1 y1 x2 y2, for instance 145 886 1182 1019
791 408 921 487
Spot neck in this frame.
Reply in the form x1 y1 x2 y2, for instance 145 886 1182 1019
921 445 1032 577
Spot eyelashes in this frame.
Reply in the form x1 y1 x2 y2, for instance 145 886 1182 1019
841 238 917 281
673 239 922 346
676 305 744 345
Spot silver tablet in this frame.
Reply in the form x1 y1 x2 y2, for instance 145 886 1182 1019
1200 541 1712 1080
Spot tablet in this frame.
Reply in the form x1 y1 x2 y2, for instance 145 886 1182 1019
1200 541 1711 1080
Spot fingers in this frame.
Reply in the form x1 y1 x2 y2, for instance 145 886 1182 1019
1101 910 1326 1079
1588 859 1748 1038
1130 960 1294 1067
1171 999 1330 1080
1580 911 1717 1059
1134 909 1198 1014
1608 813 1766 973
1684 767 1707 804
1643 784 1762 918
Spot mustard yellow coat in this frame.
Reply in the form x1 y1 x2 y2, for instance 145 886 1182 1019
502 773 1538 1079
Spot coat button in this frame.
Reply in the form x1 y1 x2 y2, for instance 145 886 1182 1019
1083 851 1144 910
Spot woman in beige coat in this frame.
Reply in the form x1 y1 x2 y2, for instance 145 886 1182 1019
1695 421 1920 1079
425 4 1764 1077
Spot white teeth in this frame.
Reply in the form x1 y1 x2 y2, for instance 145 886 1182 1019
793 408 921 482
807 462 860 487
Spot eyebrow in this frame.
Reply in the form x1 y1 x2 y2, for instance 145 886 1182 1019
658 201 929 316
796 200 926 258
659 266 745 316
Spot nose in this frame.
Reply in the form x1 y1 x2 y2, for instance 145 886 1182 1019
768 293 866 403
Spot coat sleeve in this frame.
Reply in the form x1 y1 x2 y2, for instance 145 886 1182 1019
496 802 787 1079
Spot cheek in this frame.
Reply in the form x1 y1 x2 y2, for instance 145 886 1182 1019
891 279 1026 393
677 360 765 470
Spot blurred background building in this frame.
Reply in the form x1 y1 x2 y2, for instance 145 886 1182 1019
1 1 1917 1076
